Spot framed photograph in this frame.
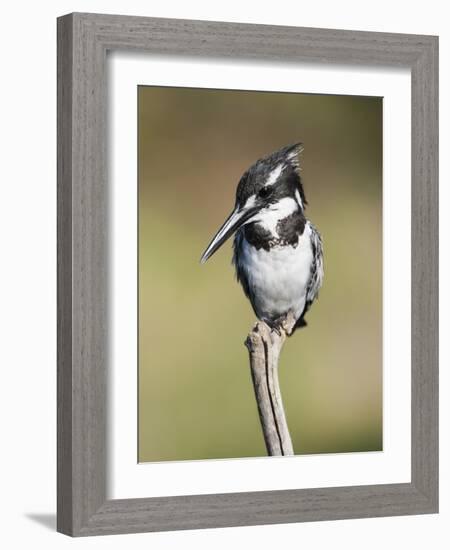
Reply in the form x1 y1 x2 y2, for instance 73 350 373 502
57 13 438 536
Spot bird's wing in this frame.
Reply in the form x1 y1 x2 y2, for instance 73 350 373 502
305 222 324 306
232 230 252 299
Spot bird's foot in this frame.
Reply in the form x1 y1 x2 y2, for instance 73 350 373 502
265 312 297 337
281 312 297 336
269 323 283 337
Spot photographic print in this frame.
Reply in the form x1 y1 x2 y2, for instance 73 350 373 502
138 86 382 462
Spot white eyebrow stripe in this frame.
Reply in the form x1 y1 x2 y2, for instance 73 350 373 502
295 189 303 207
244 195 256 209
264 164 284 187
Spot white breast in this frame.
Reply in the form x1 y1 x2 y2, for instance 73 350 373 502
238 222 314 322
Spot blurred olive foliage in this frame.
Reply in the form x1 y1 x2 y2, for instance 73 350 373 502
138 86 382 462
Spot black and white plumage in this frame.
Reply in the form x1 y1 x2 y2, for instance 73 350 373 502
201 143 323 333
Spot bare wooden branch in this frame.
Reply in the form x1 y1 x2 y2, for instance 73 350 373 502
245 314 296 456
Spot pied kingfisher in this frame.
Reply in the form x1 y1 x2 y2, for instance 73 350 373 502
200 143 324 334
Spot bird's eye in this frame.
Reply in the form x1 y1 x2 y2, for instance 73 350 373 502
258 187 272 199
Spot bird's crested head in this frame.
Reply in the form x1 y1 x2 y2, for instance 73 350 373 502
235 143 307 212
200 143 306 264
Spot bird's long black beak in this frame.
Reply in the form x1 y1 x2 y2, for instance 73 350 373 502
200 205 258 264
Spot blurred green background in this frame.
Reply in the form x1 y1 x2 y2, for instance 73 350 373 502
138 86 382 462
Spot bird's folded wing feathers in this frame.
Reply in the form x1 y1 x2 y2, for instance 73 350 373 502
306 223 324 304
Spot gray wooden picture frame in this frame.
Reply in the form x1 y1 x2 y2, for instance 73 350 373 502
57 12 439 537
